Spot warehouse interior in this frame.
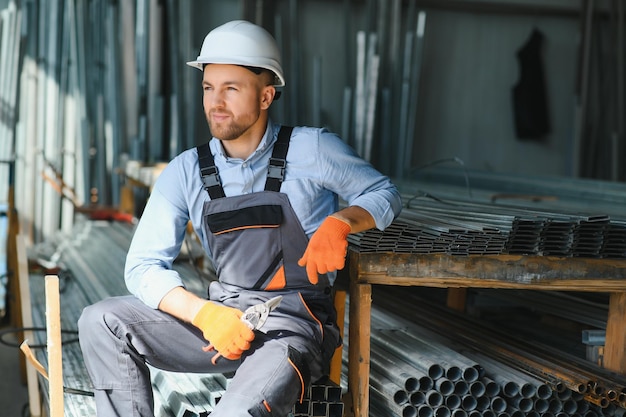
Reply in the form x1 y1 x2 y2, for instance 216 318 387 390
2 0 626 416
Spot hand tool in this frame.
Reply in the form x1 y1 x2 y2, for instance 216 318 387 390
208 295 283 363
240 295 283 330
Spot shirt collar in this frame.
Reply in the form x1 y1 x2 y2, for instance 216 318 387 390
210 120 279 163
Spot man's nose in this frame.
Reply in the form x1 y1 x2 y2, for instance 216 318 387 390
205 91 225 108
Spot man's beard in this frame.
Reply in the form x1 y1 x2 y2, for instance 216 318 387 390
206 112 255 141
208 120 245 141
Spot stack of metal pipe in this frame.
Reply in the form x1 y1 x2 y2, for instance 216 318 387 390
352 288 626 417
351 195 626 259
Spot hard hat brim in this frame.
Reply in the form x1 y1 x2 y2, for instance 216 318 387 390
186 59 286 88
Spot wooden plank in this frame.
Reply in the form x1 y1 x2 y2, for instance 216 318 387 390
354 252 626 291
118 185 135 215
329 289 346 385
358 276 626 292
6 177 24 381
446 288 467 311
17 234 42 416
604 292 626 373
45 275 64 417
348 254 371 417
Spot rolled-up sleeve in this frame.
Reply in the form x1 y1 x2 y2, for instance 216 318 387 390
124 162 191 309
317 130 402 230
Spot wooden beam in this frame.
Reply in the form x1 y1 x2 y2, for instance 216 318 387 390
604 292 626 373
45 275 64 417
348 253 371 417
446 288 467 311
354 252 626 291
17 234 42 416
329 289 346 385
6 182 28 386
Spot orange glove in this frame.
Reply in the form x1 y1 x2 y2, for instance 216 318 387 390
298 216 351 284
192 301 255 363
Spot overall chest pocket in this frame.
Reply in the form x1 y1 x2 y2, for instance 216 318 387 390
206 204 286 290
207 204 283 234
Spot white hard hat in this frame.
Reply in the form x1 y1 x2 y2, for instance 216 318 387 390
187 20 285 87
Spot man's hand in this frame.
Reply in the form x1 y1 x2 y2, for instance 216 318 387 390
298 216 351 284
192 301 255 362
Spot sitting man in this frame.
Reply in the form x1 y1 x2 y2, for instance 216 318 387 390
78 19 402 417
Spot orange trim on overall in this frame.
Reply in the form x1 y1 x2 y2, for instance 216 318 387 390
263 400 272 412
213 224 280 235
298 293 324 336
288 357 306 403
265 265 286 290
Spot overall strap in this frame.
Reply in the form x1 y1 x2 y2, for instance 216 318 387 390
197 143 226 199
265 126 294 192
198 125 294 199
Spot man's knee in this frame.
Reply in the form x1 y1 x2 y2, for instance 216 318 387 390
78 298 124 341
78 301 102 334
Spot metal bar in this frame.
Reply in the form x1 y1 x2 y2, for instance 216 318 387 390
0 3 20 206
616 0 625 181
354 30 366 154
147 0 163 163
404 11 427 174
394 31 413 178
60 0 76 233
288 0 300 124
572 0 594 177
312 55 322 127
363 51 379 162
104 1 123 207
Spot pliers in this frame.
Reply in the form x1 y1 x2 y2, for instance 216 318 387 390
241 295 283 330
209 295 283 363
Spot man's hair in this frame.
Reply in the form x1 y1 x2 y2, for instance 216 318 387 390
202 64 275 84
201 64 281 99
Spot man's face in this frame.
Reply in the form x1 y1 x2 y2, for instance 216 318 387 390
202 64 272 141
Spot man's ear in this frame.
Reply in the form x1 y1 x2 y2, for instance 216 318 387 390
260 86 276 110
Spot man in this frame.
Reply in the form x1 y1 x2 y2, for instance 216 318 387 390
78 20 402 417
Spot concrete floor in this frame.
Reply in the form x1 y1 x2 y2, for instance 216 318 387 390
0 324 31 416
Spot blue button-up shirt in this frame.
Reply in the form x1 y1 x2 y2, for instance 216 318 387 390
125 120 402 308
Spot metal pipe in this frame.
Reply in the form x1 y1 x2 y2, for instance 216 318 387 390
444 394 460 410
435 379 455 396
371 334 445 381
370 348 420 394
312 55 321 127
371 385 417 417
434 405 451 417
353 30 366 154
474 395 490 411
417 404 433 417
425 390 443 408
490 395 507 413
460 394 477 411
403 10 426 175
467 380 484 397
410 391 426 407
369 372 409 406
453 380 468 396
451 409 467 417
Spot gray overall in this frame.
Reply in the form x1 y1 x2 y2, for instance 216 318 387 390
78 126 341 417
